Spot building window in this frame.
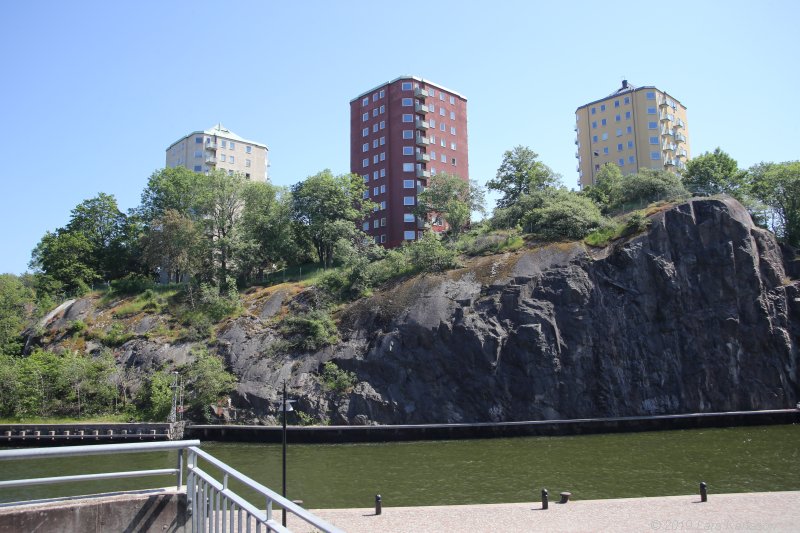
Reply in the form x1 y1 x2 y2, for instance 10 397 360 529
451 158 456 166
379 89 385 98
230 156 234 163
373 186 379 196
649 136 659 144
449 96 455 104
619 158 625 166
194 150 202 158
363 221 370 231
403 163 414 172
440 107 445 116
363 143 369 152
451 142 456 150
625 111 631 119
648 121 657 129
380 234 386 243
380 120 385 130
380 136 385 146
601 133 608 140
402 98 413 106
363 174 369 182
616 129 622 137
362 158 369 168
431 150 436 160
373 155 378 164
380 185 386 193
379 152 385 161
441 154 447 162
373 93 379 102
617 143 623 152
373 171 379 180
404 231 416 240
221 154 227 162
450 127 456 135
601 118 607 126
403 179 415 188
440 93 445 101
440 123 445 131
402 81 412 90
646 91 656 100
430 119 436 128
429 104 436 113
614 100 620 108
373 124 378 133
592 135 598 142
600 104 606 111
403 146 413 155
380 217 386 227
373 139 379 148
195 136 203 144
362 97 369 106
628 141 634 148
431 167 437 175
404 196 415 205
372 109 378 117
429 89 436 97
592 121 597 129
362 112 368 122
647 107 656 114
404 213 415 222
374 219 379 229
246 146 252 154
629 155 635 164
591 107 596 114
380 105 385 114
193 165 202 171
403 130 413 139
363 190 369 199
246 159 251 167
626 126 633 134
615 114 621 122
624 96 630 104
380 168 385 177
450 111 455 120
402 114 413 122
650 151 661 160
603 147 609 155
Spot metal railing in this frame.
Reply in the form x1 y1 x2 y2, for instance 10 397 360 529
186 446 343 533
0 441 343 533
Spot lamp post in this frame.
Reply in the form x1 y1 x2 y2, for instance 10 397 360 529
281 380 294 527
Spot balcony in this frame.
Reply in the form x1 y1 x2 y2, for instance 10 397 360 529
416 216 427 229
674 118 685 129
659 99 670 108
661 128 674 137
415 102 428 115
675 133 687 143
414 87 428 100
417 183 425 194
677 149 688 158
416 152 430 163
415 119 429 130
205 156 217 165
416 168 430 179
205 142 217 151
574 138 579 145
664 158 676 167
415 135 429 147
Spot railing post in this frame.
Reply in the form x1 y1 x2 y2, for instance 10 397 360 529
177 447 184 490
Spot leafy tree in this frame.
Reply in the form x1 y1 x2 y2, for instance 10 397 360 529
292 170 373 268
415 173 486 238
142 209 203 283
405 231 460 273
521 188 606 240
487 146 560 208
184 349 236 421
583 163 623 212
612 169 688 211
683 148 746 197
135 370 175 421
139 167 204 223
749 161 800 247
66 193 131 280
29 230 98 296
0 274 35 355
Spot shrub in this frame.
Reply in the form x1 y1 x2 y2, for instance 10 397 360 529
102 323 134 347
522 189 607 241
405 232 460 273
109 274 155 295
320 361 356 394
279 310 339 352
198 281 241 322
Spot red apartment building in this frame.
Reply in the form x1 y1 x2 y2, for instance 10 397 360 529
350 76 469 248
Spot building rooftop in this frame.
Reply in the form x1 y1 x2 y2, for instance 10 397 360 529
167 123 268 150
350 75 467 103
575 81 685 111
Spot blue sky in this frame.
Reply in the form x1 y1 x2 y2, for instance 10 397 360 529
1 0 798 275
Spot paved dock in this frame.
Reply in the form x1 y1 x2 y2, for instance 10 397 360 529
288 491 800 532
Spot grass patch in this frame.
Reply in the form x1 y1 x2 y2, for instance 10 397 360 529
584 223 623 247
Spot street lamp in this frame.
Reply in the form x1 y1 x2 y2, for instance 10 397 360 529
281 380 295 527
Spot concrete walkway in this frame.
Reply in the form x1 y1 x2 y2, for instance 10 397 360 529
288 491 800 532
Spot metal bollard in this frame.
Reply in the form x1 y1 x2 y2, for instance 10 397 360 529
375 494 382 515
700 482 707 502
541 488 548 510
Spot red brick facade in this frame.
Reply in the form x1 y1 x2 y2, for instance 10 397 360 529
350 77 469 248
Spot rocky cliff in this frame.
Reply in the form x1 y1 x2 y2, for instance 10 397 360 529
40 198 800 424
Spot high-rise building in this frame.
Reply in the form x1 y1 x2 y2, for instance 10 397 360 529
350 76 469 248
575 81 689 189
166 123 269 181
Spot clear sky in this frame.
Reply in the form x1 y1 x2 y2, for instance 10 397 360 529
1 0 798 275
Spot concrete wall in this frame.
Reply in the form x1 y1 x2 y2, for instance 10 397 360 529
0 489 187 533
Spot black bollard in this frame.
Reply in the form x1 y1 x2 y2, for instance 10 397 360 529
375 494 382 515
700 482 707 502
541 488 549 510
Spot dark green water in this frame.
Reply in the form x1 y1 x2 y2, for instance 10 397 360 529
2 425 799 508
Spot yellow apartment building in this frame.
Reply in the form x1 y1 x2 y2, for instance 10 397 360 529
166 123 269 181
575 81 689 188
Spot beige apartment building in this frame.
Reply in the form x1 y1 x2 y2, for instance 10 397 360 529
575 81 689 188
166 123 269 181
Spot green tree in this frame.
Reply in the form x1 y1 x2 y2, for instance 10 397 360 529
521 188 606 240
184 349 236 421
292 170 373 268
583 163 623 212
683 148 746 197
0 274 35 355
405 231 460 273
136 370 175 421
415 173 486 238
613 169 688 211
749 161 800 247
29 230 98 296
139 167 205 223
142 209 203 283
487 146 560 208
66 193 131 280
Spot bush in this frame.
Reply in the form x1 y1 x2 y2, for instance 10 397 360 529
405 232 460 273
320 361 356 394
198 281 241 321
109 274 155 295
521 189 607 241
279 310 339 352
458 227 524 256
179 310 214 342
611 169 689 212
101 323 134 347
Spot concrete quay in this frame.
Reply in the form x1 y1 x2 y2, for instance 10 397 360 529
288 491 800 533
